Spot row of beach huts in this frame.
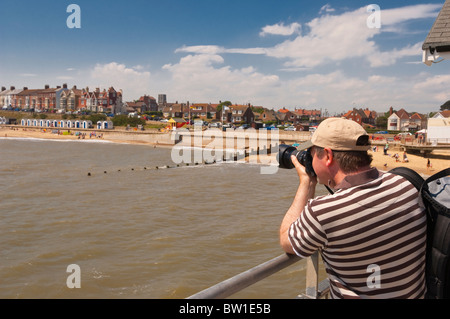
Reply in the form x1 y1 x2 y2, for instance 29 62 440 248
7 118 115 130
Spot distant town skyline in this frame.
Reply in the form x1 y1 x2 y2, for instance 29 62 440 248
0 0 448 114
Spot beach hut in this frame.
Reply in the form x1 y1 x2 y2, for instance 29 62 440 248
45 120 51 127
39 119 45 127
82 120 92 129
27 119 32 126
168 118 187 130
21 119 26 126
97 120 114 130
104 120 113 129
75 120 81 129
32 119 38 127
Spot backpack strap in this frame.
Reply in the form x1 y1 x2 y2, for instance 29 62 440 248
388 167 424 191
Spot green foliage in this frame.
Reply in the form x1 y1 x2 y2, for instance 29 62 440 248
217 101 232 112
376 116 387 129
144 111 163 116
251 106 264 114
440 100 450 111
88 113 107 124
112 114 146 127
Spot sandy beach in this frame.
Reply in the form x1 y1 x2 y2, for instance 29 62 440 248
2 126 448 177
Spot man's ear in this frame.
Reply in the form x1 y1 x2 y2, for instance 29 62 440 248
324 148 334 167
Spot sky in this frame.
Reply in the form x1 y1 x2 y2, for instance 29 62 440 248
0 0 448 115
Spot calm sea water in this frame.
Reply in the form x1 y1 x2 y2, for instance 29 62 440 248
0 138 327 299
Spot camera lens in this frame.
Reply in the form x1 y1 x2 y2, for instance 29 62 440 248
277 144 299 169
277 144 316 176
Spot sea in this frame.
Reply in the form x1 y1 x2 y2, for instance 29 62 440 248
0 137 328 299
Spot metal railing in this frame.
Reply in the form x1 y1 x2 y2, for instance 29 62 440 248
187 252 330 299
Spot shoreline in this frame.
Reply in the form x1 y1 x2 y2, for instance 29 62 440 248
2 126 448 177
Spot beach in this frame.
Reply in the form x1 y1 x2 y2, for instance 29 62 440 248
1 125 448 177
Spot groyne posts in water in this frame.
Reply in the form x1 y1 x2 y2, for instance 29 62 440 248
187 252 330 299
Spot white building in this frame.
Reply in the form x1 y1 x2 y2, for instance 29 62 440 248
427 111 450 144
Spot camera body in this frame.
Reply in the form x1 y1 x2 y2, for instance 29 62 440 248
277 144 316 177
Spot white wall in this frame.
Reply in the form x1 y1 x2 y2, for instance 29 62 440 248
427 118 450 144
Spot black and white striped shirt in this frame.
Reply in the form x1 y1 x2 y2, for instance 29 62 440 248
288 168 427 299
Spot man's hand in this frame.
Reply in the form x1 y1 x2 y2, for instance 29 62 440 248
279 155 317 254
291 155 317 188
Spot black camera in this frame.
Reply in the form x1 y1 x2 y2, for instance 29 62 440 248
277 144 316 176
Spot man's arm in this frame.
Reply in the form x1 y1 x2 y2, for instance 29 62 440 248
280 155 317 254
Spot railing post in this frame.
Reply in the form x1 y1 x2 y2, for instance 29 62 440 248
304 251 319 299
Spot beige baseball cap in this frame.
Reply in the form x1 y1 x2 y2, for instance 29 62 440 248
299 118 371 151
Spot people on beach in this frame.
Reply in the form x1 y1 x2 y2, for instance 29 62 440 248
392 153 400 162
383 143 389 155
279 118 427 299
403 151 409 163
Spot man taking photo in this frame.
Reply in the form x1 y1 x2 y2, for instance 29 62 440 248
280 118 427 299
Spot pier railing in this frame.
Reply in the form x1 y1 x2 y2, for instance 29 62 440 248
187 252 330 299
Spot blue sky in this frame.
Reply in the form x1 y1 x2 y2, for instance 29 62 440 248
0 0 448 115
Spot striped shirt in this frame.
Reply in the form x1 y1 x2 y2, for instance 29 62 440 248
288 168 427 299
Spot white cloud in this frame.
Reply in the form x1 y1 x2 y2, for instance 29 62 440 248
263 4 440 69
89 62 151 100
319 4 335 14
175 45 224 55
413 74 450 93
162 54 279 103
176 45 267 55
259 22 301 37
367 42 423 67
161 51 446 114
176 4 441 70
381 4 443 32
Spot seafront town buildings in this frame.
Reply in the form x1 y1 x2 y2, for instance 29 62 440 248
386 107 427 131
0 84 124 114
1 84 443 130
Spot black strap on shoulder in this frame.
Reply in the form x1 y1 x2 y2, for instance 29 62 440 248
388 167 424 191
